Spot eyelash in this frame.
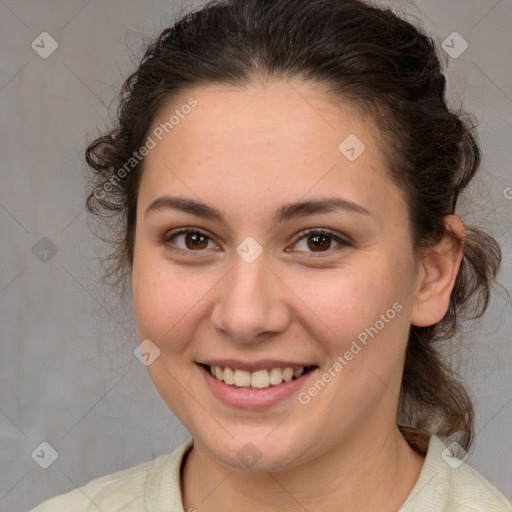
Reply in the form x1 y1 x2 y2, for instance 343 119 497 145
161 227 351 256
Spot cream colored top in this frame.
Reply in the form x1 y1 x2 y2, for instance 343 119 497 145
30 435 511 511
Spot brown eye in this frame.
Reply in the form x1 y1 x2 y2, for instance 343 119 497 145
183 232 209 250
307 234 332 252
163 228 217 252
292 229 350 255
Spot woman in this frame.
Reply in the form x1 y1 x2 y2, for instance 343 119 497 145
31 0 511 510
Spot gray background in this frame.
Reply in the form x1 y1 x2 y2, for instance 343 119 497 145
0 1 511 510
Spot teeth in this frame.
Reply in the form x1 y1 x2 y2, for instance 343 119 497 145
269 367 283 385
251 369 269 388
234 369 251 387
208 365 307 389
282 368 294 382
223 367 235 385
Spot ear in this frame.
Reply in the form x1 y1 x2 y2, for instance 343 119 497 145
410 215 464 327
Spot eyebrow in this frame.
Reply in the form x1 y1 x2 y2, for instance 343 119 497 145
144 195 371 224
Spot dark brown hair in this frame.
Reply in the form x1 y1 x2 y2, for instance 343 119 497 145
85 0 502 454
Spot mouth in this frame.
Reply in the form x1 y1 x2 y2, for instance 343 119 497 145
201 363 317 390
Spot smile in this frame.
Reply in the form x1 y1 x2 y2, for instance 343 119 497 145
206 364 315 389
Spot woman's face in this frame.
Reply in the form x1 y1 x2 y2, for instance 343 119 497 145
132 79 421 471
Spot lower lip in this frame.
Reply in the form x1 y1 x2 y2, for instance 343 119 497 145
198 364 317 409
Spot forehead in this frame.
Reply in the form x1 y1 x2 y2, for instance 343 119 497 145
149 79 377 162
139 79 404 223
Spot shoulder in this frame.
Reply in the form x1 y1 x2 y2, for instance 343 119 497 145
401 435 512 512
29 458 159 511
448 458 512 511
29 440 193 512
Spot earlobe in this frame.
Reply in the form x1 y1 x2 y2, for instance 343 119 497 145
410 216 464 327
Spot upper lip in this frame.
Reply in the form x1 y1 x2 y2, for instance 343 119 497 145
199 359 317 372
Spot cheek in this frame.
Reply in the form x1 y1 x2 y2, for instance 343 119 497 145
309 268 410 403
132 251 202 348
307 257 412 363
306 267 392 333
132 248 218 353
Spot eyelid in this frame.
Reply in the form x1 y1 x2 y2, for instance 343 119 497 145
162 226 350 256
288 227 351 254
162 227 220 253
163 226 211 241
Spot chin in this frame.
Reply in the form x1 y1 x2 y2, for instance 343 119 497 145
196 424 316 473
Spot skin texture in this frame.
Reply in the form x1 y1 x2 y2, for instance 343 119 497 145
131 79 464 511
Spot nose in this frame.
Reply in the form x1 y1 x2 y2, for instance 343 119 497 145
210 254 290 343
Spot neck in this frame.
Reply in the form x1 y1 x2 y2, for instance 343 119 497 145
181 423 425 512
